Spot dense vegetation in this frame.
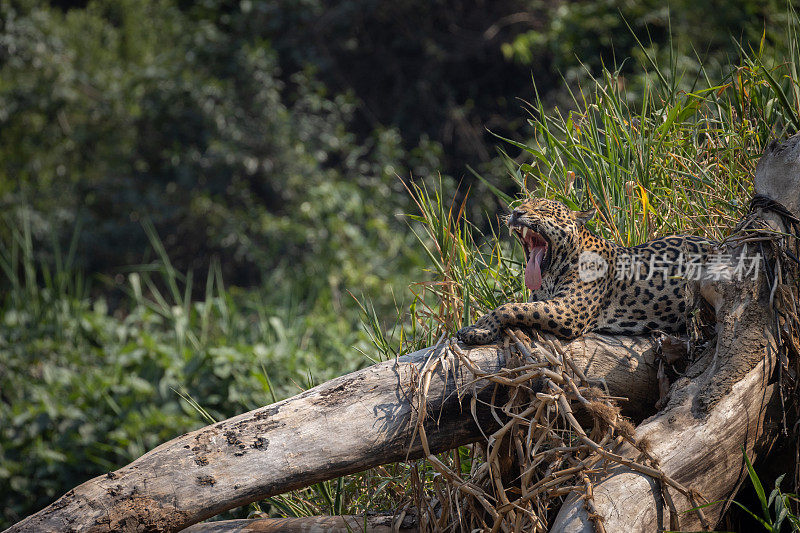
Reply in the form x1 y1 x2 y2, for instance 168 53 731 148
1 0 799 528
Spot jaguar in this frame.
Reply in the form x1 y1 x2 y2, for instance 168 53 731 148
456 197 716 344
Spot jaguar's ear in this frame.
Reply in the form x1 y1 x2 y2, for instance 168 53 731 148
574 208 596 226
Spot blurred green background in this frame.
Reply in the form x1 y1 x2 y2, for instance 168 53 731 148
0 0 797 526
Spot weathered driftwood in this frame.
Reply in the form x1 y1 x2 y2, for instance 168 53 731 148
550 134 800 532
182 514 419 533
6 335 658 533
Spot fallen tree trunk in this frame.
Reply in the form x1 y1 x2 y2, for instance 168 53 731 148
551 134 800 532
5 335 659 533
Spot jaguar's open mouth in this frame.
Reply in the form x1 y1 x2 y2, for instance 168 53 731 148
511 225 550 291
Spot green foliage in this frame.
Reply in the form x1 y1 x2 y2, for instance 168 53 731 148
261 464 411 519
0 0 440 296
222 0 541 181
689 450 800 532
731 449 800 532
503 0 796 102
0 217 379 526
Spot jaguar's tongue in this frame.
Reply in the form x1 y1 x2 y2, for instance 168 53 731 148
524 246 547 291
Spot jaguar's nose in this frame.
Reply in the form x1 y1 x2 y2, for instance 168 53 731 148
509 209 523 224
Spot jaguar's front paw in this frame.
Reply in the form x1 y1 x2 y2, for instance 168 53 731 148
456 324 498 345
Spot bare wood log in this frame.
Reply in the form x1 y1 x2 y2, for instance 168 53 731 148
550 133 800 532
6 335 658 533
181 514 419 533
756 133 800 215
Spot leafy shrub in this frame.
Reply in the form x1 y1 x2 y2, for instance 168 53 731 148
0 217 388 526
0 0 442 294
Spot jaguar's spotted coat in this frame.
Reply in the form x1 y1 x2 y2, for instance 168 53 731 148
456 198 716 345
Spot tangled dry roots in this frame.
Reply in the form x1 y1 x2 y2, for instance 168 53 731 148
408 329 708 533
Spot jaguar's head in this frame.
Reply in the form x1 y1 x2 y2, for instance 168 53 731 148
506 198 595 291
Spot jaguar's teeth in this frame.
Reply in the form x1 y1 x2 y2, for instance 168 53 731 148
509 226 513 237
522 227 530 240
